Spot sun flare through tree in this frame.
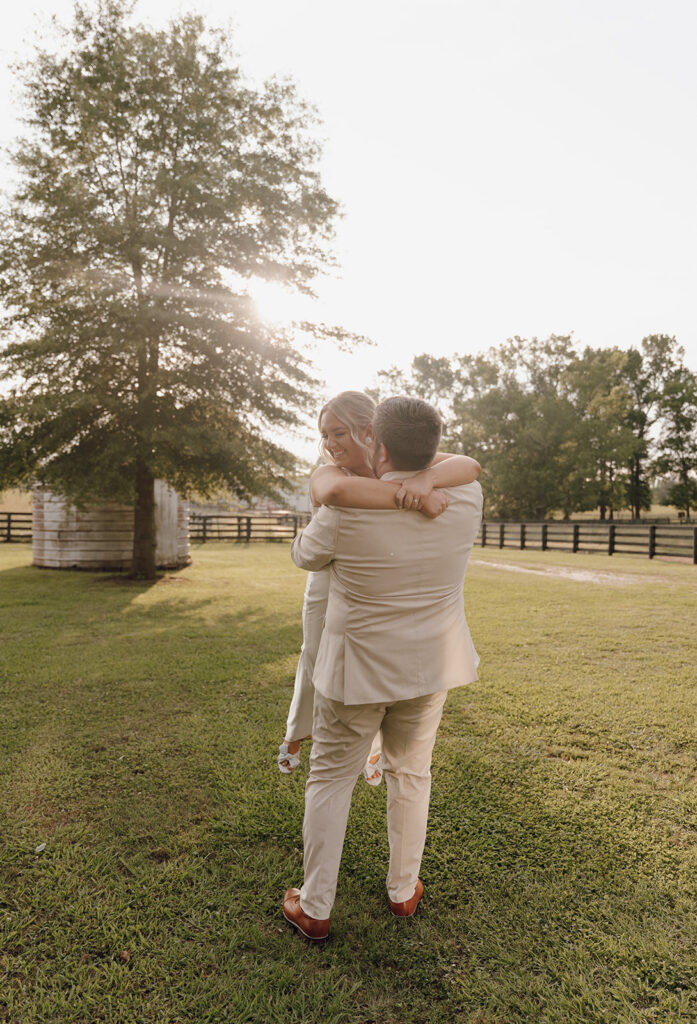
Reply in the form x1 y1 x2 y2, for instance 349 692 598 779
0 0 359 577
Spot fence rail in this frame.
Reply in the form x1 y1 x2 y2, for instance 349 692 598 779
0 512 32 543
478 521 697 563
3 510 696 562
189 512 311 543
0 510 312 545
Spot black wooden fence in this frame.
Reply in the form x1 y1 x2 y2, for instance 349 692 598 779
189 512 311 543
478 521 697 563
0 510 312 545
0 512 32 543
3 509 696 562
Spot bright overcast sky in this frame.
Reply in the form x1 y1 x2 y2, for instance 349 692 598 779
2 0 696 454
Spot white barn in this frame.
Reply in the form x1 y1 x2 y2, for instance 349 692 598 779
32 481 189 571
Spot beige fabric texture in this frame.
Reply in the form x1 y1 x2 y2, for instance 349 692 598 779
284 567 382 762
290 479 483 705
300 689 448 919
290 476 483 918
284 567 330 741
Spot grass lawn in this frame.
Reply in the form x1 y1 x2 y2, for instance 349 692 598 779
1 542 697 1024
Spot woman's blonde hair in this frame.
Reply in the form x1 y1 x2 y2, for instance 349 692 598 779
318 390 376 463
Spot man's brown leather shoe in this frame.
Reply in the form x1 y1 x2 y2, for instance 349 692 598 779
389 878 424 918
282 888 330 943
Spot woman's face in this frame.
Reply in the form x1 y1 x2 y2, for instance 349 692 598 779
320 409 371 471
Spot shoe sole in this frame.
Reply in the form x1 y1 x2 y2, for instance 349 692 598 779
390 903 420 918
282 910 329 944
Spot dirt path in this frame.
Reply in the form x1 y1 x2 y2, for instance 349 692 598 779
470 559 660 586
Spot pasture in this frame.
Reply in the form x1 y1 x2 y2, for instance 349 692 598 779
1 543 696 1023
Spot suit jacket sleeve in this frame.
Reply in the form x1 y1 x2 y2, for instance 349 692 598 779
290 505 340 571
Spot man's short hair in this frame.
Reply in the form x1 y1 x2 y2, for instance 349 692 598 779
373 396 443 471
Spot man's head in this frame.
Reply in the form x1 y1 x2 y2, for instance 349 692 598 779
372 396 443 476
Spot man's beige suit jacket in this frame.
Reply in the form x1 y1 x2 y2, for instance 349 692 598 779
290 476 483 705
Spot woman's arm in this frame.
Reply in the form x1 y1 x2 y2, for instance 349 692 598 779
309 465 448 517
430 452 481 484
311 465 403 509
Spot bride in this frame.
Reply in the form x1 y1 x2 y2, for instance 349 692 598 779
278 390 480 783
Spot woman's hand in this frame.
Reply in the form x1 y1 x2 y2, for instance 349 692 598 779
419 491 449 518
394 469 435 510
395 470 448 517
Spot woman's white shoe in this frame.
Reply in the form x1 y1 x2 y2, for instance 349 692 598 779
277 742 301 774
362 753 384 786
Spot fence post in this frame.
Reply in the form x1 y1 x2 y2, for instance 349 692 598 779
202 517 208 544
608 523 615 556
245 516 252 543
541 523 548 551
499 523 504 549
481 522 487 548
293 515 298 538
649 524 656 559
520 523 526 550
237 516 242 542
572 524 579 553
5 513 11 543
693 527 697 565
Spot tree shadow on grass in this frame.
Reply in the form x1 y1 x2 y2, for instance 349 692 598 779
0 553 303 860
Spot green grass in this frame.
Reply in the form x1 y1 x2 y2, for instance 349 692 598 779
1 542 696 1024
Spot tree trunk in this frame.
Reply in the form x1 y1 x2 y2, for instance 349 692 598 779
132 459 156 579
628 456 637 519
680 459 690 520
631 456 643 519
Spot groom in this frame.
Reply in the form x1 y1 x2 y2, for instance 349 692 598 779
284 396 483 941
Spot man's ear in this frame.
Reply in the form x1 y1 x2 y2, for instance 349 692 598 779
374 441 389 474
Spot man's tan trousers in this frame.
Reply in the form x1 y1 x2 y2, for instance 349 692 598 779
299 689 448 920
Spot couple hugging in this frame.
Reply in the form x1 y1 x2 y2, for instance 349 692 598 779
278 391 483 943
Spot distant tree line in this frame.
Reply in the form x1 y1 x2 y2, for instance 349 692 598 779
376 334 697 521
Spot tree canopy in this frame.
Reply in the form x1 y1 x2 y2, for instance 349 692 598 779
0 0 352 575
377 334 697 521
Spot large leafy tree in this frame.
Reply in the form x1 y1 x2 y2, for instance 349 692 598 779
623 334 682 519
0 1 349 577
655 365 697 519
467 336 587 520
565 347 637 520
379 336 587 520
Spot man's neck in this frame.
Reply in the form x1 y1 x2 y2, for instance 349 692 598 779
378 464 424 479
